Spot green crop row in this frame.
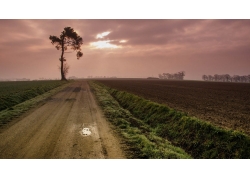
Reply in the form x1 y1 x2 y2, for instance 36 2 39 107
0 81 68 111
92 81 250 159
89 81 191 159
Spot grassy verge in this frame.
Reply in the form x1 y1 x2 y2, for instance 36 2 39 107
0 82 72 127
92 81 250 159
0 80 68 111
89 81 191 159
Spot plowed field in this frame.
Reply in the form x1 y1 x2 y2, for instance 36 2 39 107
97 79 250 135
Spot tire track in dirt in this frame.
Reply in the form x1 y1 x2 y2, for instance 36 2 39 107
0 88 73 158
0 81 126 159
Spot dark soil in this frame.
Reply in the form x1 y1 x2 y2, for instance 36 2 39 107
97 79 250 135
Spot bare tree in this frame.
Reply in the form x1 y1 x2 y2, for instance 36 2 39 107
232 75 240 82
224 74 231 82
163 73 170 79
240 76 247 83
178 71 185 80
214 74 219 81
208 75 214 81
158 74 163 79
202 75 208 81
159 71 185 80
203 74 250 83
49 27 83 81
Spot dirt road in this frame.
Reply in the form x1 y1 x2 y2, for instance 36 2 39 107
0 80 126 159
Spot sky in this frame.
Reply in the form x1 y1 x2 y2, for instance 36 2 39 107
0 19 250 80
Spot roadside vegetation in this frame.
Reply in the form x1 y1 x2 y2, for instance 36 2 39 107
97 79 250 136
91 81 250 159
0 81 68 111
0 80 70 127
89 81 191 159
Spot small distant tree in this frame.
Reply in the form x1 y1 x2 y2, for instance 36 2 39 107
178 71 185 80
214 74 219 81
159 71 185 80
49 27 83 81
232 75 240 82
224 74 231 82
202 75 208 81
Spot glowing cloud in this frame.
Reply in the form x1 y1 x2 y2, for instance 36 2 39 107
96 31 110 39
90 40 119 49
119 40 127 43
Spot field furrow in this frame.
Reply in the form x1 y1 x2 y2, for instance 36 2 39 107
96 79 250 135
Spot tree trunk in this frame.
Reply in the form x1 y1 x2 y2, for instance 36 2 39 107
60 39 67 81
60 59 66 81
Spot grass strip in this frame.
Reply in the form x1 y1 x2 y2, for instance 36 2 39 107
0 82 72 127
0 81 68 111
94 81 250 159
89 81 191 159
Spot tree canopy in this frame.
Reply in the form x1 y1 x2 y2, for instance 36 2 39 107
49 27 83 80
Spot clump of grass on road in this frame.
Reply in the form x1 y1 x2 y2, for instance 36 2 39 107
89 81 191 159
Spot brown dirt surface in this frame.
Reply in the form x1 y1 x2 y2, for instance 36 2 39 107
97 79 250 135
0 80 126 159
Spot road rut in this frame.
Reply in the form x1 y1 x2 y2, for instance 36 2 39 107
0 80 126 159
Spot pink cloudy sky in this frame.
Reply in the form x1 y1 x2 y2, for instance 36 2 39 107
0 19 250 80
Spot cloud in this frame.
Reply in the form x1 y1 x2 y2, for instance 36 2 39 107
0 19 250 80
90 40 120 49
96 31 111 39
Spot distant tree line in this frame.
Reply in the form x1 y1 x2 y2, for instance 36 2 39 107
202 74 250 83
159 71 185 80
